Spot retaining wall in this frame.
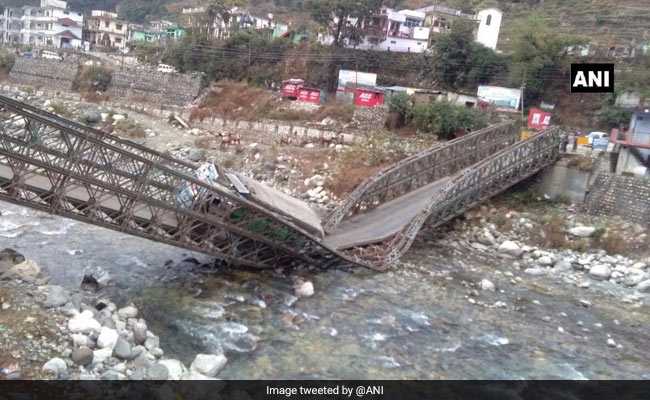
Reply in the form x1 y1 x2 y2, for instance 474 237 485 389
584 172 650 226
9 58 79 91
107 68 202 107
191 116 358 146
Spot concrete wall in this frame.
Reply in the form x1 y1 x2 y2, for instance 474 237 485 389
584 172 650 226
9 57 80 91
192 116 358 147
535 164 590 204
107 67 202 107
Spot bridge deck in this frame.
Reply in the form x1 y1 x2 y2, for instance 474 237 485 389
323 177 450 250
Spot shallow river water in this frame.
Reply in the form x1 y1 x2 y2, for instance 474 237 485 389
2 201 649 379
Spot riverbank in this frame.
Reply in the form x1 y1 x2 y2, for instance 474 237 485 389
1 189 649 379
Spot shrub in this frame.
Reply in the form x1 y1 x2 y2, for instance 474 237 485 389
412 101 488 140
75 66 112 94
0 49 15 76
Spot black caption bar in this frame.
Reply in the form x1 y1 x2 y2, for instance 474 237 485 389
0 381 647 400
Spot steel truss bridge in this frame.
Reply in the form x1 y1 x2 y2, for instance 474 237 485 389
0 95 562 271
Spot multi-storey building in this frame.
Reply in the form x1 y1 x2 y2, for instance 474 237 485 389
83 10 128 51
179 6 284 40
355 8 431 53
0 0 83 49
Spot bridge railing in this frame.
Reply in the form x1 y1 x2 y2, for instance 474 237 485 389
0 101 336 269
323 121 518 233
340 126 562 270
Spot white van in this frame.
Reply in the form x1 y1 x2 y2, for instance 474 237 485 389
157 63 176 74
41 50 63 61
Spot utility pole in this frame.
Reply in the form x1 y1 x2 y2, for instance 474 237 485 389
521 69 526 132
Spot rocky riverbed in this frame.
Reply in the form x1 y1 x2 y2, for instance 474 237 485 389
1 192 650 380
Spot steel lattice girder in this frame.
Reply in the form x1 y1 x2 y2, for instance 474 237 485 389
0 94 561 272
0 95 342 270
339 127 563 270
323 122 520 233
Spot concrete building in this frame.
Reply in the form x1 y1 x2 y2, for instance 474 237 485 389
475 8 502 50
417 5 503 50
357 8 430 53
613 109 650 176
83 10 128 50
180 6 282 40
0 0 83 49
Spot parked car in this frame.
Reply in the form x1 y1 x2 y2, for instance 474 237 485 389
586 131 609 144
157 63 176 74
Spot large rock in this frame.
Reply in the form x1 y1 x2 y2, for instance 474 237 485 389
1 259 42 282
158 359 187 380
589 264 612 281
117 305 138 319
568 226 597 238
636 280 650 293
479 279 495 292
190 354 228 377
624 269 646 287
81 266 112 291
71 346 93 366
188 148 206 162
92 347 113 365
68 310 102 334
133 322 148 345
81 109 102 124
294 280 314 298
97 327 119 350
42 358 67 378
498 241 524 258
0 248 25 271
113 337 132 360
145 363 169 380
44 285 69 308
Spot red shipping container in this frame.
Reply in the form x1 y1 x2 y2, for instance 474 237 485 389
354 88 385 107
298 87 321 104
528 107 552 130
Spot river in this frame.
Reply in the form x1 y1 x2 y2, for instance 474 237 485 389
1 201 649 379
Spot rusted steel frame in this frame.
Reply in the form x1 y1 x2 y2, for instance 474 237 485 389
323 122 517 232
0 141 321 269
0 103 324 254
340 127 562 270
0 95 196 174
0 122 179 195
0 111 336 269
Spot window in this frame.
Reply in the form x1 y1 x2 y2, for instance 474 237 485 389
390 40 396 44
116 23 123 31
486 14 492 26
105 21 109 28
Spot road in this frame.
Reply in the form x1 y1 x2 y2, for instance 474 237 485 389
323 177 451 250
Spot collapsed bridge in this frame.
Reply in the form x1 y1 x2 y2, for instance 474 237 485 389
0 95 562 270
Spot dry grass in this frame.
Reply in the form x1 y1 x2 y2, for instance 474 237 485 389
192 80 275 122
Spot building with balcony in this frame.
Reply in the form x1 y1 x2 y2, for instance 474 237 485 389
416 5 503 51
356 8 430 53
83 10 128 51
612 109 650 176
0 0 83 49
179 6 283 40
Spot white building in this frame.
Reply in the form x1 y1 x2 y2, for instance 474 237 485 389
180 6 281 40
475 8 502 51
0 0 83 49
83 10 128 50
321 8 431 53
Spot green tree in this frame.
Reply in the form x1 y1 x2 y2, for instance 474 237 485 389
307 0 383 92
433 19 505 89
412 101 488 140
508 14 585 103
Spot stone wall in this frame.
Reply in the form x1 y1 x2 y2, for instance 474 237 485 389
107 67 202 107
9 58 79 91
191 116 358 147
584 172 650 226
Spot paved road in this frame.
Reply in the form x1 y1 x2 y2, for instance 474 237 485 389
323 177 450 250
